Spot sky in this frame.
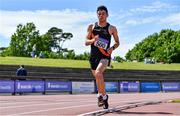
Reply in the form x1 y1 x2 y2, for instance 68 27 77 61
0 0 180 58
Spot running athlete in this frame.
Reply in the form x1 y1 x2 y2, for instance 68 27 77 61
85 5 120 109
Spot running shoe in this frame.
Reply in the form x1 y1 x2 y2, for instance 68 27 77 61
103 95 109 109
97 95 104 107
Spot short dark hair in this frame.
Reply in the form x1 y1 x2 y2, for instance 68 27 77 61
97 5 108 14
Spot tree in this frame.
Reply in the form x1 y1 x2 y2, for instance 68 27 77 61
47 27 73 53
125 29 180 63
114 56 124 62
8 22 40 56
47 27 63 52
0 47 6 52
61 32 73 52
2 23 74 58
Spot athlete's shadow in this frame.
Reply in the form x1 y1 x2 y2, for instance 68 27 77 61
113 111 173 115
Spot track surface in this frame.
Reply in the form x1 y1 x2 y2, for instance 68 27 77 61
0 92 179 115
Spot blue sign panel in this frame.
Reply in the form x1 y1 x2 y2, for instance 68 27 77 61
105 82 118 92
120 81 139 92
0 80 14 93
45 81 71 92
128 82 140 92
15 80 44 93
162 82 180 91
120 82 128 92
141 82 161 92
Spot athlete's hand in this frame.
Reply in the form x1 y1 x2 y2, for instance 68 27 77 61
93 35 99 42
107 47 113 54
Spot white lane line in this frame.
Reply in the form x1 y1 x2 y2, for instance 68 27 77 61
7 104 97 116
78 98 171 116
0 98 93 103
0 99 94 106
5 99 161 116
0 100 95 109
0 98 165 109
78 101 163 116
3 97 173 116
0 101 42 105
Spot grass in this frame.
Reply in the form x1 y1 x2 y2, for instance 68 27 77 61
113 62 180 70
0 56 180 70
0 57 90 68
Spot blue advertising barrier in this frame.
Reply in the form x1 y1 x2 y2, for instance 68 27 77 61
0 80 14 93
141 82 161 92
120 81 139 92
105 82 118 92
162 82 180 92
45 81 71 92
120 82 128 92
15 80 44 93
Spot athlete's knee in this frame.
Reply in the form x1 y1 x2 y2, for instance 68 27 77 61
95 70 103 78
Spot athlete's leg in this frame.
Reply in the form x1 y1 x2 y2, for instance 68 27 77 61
90 59 101 94
94 59 109 108
95 59 108 96
91 70 101 94
91 59 109 108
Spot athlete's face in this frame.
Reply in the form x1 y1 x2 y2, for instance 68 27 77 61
97 10 108 22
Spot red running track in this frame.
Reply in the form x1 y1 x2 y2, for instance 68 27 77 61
0 92 180 116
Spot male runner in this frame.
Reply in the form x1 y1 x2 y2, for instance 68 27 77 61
85 5 120 109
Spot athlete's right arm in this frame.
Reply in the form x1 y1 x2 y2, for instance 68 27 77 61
85 24 98 46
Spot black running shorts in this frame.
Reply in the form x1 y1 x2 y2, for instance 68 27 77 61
89 57 110 70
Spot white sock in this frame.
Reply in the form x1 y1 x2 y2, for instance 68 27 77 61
103 94 107 100
97 93 102 98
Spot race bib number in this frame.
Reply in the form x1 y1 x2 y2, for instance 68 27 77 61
94 37 109 50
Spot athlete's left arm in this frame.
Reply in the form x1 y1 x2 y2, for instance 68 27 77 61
107 26 120 54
